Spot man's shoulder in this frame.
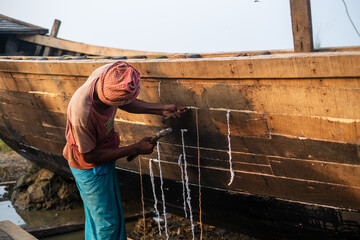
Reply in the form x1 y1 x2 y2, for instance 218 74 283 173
68 86 94 126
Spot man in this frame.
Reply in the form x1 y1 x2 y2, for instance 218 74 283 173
63 61 184 240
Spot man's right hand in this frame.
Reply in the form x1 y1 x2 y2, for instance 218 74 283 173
136 137 156 155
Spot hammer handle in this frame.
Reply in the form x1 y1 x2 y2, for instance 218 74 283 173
126 135 164 162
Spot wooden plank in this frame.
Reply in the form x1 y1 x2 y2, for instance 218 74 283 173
115 122 359 165
0 90 71 114
1 73 359 120
0 72 85 95
0 220 38 240
118 139 273 176
24 212 150 238
269 156 360 187
0 116 65 143
43 19 61 56
316 46 360 52
0 102 67 129
24 222 83 239
4 74 359 138
3 73 358 143
135 157 360 209
140 80 360 119
0 90 357 165
268 114 360 144
132 145 273 175
117 108 270 138
230 134 359 165
17 34 163 56
166 142 270 165
24 135 65 156
290 0 313 52
130 52 360 79
1 52 360 79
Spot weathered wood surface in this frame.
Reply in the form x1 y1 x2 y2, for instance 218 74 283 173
42 19 61 56
0 52 360 79
290 0 313 52
0 221 38 240
0 52 359 212
17 34 164 57
24 212 150 238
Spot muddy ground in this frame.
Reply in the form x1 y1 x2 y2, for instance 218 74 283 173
0 150 258 239
0 151 29 182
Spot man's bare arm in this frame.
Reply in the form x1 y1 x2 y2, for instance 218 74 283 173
81 137 155 164
119 99 185 118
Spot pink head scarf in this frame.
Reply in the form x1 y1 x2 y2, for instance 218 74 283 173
96 61 141 106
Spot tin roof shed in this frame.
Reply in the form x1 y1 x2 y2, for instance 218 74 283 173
0 14 48 35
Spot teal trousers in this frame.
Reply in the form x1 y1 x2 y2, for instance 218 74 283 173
70 162 127 240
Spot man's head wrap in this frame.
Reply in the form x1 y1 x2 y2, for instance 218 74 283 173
96 61 140 106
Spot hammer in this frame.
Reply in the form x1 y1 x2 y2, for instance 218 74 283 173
127 127 173 162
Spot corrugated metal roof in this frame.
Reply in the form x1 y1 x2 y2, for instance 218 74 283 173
0 14 48 34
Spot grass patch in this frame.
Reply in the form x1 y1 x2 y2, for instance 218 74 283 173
0 139 12 152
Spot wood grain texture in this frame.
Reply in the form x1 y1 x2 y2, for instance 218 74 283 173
0 52 359 212
119 157 360 209
43 19 61 56
290 0 313 52
1 52 360 79
17 34 164 57
0 220 38 240
269 156 360 187
115 122 359 165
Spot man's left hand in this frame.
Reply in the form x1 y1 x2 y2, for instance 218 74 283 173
162 104 187 119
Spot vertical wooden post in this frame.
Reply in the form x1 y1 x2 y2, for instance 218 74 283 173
43 19 61 56
289 0 314 52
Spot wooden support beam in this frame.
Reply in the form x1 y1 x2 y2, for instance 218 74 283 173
290 0 314 52
43 19 61 56
17 34 163 57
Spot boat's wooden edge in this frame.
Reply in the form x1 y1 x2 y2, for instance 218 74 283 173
15 33 360 59
0 51 359 79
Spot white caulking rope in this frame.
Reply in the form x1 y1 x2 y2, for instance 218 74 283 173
157 142 169 240
227 110 235 186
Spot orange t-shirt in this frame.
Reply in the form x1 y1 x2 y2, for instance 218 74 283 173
63 63 120 169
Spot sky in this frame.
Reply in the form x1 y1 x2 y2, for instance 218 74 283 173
0 0 359 53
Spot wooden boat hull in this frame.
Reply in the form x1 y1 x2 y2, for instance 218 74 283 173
0 52 360 238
